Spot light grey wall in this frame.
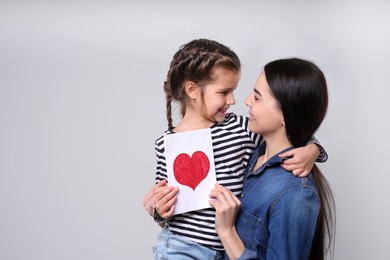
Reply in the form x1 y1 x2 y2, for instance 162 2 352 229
1 1 389 259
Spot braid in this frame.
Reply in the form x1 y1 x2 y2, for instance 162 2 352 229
163 80 173 129
162 39 240 128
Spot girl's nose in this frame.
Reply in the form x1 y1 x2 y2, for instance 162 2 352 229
227 95 236 106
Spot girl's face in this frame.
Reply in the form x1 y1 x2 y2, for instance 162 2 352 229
200 68 240 123
245 71 284 135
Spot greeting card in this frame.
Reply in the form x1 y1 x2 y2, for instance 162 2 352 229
164 128 216 215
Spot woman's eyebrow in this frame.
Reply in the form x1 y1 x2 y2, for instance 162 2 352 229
254 88 262 96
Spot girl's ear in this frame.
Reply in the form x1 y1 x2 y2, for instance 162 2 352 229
185 81 198 100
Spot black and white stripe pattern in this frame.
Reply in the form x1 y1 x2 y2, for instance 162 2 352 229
154 113 261 250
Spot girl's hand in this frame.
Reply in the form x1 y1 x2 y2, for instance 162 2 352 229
143 180 178 219
209 184 240 236
279 143 319 177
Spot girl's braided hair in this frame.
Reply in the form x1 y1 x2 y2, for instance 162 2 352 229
163 39 240 129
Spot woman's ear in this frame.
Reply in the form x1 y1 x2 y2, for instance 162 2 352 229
185 81 198 100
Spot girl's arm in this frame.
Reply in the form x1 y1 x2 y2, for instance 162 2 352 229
279 143 319 177
279 136 328 177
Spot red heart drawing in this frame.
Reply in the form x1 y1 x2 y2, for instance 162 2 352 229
173 151 210 191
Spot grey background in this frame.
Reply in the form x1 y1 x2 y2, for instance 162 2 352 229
1 1 389 259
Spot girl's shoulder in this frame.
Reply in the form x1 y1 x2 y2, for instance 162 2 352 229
223 112 248 125
155 129 174 146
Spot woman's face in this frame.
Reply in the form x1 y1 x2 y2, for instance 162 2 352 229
245 71 284 135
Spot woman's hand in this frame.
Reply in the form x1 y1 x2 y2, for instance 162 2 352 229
209 184 240 236
279 143 319 177
209 184 245 259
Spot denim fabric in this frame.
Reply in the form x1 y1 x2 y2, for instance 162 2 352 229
232 143 321 260
153 227 224 260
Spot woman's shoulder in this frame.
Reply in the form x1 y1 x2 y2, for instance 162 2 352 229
254 168 319 210
279 171 318 200
262 166 316 192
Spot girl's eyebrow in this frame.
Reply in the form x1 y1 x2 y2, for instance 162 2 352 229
217 86 237 92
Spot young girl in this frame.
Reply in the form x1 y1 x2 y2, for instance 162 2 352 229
144 39 327 259
210 58 335 259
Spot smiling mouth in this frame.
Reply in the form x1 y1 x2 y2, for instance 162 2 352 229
221 106 230 113
248 111 255 120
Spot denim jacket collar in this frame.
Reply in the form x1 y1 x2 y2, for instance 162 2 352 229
245 142 294 178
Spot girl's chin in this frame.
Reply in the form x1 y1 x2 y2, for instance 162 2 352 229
215 117 225 123
216 112 226 120
248 123 258 133
214 116 225 123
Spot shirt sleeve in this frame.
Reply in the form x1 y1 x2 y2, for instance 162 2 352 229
154 135 168 183
307 135 328 163
266 183 320 259
240 115 262 146
235 249 258 260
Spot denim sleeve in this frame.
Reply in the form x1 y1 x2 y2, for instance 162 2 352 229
266 184 320 259
307 135 328 163
235 249 258 260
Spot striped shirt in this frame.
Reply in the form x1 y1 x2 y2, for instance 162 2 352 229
154 113 261 250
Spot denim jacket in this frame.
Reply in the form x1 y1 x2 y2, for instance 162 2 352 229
232 142 320 260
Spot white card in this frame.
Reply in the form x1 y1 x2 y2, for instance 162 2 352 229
164 128 216 215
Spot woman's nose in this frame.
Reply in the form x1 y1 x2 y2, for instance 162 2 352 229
244 95 251 107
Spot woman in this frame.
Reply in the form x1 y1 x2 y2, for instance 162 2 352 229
209 58 335 259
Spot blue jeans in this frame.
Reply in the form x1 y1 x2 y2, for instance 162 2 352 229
153 227 224 260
